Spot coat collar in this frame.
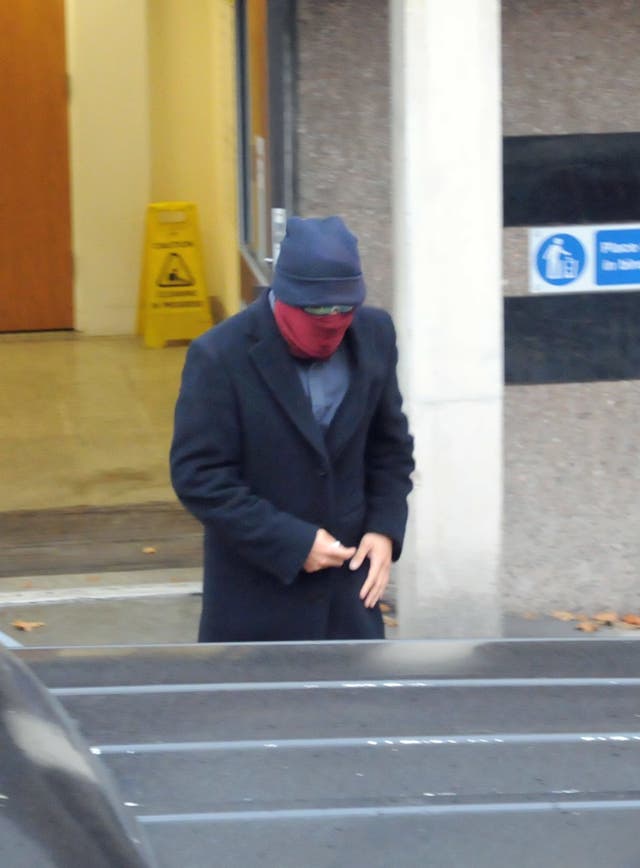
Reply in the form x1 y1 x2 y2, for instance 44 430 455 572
247 293 327 460
246 292 372 462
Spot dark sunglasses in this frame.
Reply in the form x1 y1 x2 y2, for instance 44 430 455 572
303 304 355 316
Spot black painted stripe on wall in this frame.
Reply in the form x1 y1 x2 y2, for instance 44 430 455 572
505 291 640 384
504 133 640 227
503 132 640 383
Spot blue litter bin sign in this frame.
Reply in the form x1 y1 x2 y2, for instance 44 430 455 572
529 224 640 294
536 233 586 286
596 228 640 286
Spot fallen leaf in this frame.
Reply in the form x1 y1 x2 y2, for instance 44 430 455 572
575 620 598 632
21 580 33 589
12 620 45 632
85 575 101 583
522 612 539 620
170 576 189 583
615 620 640 630
593 611 618 625
551 610 577 622
622 614 640 626
379 602 392 614
142 546 156 555
383 614 399 628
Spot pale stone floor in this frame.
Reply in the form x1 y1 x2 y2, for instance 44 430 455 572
0 332 188 511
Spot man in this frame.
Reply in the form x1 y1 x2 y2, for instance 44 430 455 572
170 216 414 642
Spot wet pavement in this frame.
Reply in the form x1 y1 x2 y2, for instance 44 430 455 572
0 567 639 648
0 569 202 648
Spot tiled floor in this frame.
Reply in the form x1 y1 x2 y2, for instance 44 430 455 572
0 332 188 511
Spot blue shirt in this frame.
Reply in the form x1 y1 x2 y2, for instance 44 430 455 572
296 346 350 429
269 291 350 429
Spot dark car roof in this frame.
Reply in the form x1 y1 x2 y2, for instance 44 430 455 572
13 638 640 868
0 645 156 868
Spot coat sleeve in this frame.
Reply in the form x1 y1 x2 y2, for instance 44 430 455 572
170 340 318 584
364 314 415 560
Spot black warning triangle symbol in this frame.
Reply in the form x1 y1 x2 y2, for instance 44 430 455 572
156 252 195 287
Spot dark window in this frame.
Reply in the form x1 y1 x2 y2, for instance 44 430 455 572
236 0 296 291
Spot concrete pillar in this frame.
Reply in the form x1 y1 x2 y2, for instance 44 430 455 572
391 0 503 637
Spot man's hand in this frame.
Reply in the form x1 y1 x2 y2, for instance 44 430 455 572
350 532 393 608
303 529 356 573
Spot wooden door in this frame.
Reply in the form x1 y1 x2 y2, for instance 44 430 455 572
0 0 73 332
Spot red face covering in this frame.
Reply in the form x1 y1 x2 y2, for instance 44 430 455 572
273 300 354 360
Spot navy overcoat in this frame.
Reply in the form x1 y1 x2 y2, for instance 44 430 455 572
170 291 414 642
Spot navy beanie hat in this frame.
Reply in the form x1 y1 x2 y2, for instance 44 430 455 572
271 216 367 307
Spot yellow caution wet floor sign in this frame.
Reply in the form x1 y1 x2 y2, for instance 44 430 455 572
138 202 213 347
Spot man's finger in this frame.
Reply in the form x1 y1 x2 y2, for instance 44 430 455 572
360 555 390 607
364 573 387 608
349 541 370 571
359 557 381 599
365 588 382 608
362 578 381 607
323 545 355 568
331 545 356 564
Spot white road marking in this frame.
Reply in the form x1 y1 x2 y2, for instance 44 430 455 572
0 582 201 608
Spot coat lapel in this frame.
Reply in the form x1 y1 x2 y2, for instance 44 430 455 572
324 315 371 461
247 295 328 461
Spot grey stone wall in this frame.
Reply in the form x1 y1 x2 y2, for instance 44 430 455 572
294 0 640 615
503 0 640 297
502 0 640 614
503 0 640 138
296 0 640 303
504 381 640 613
295 0 392 308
